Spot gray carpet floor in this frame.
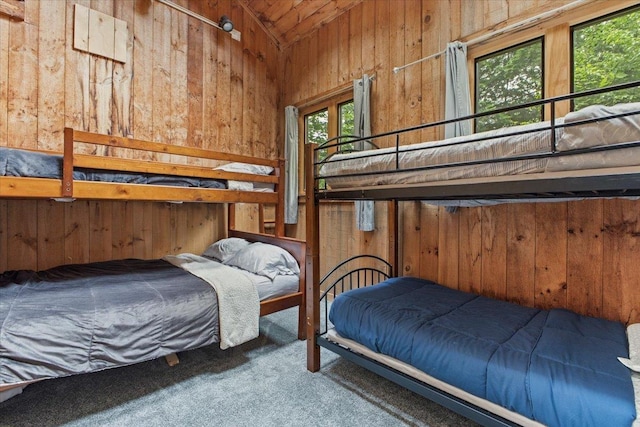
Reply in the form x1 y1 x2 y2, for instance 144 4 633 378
0 308 477 427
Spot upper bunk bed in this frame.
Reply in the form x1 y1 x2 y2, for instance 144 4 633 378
306 80 640 203
0 128 284 217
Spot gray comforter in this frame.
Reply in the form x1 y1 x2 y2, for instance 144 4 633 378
0 147 226 188
0 259 219 386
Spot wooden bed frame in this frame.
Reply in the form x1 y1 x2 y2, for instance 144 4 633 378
0 129 306 398
0 128 285 226
0 230 306 398
303 81 640 426
229 229 306 339
0 128 303 325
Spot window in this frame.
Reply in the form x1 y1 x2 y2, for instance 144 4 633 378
299 92 354 193
338 100 355 152
474 38 544 132
572 6 640 110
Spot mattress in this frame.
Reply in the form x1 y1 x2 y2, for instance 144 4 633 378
0 257 299 387
328 277 635 427
319 103 640 189
0 147 226 189
0 259 219 386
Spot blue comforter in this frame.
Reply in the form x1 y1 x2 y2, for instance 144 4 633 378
329 277 635 427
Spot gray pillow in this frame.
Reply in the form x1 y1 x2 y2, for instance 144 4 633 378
202 237 249 262
224 242 300 280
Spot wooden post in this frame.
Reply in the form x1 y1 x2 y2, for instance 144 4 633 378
62 128 74 198
258 204 266 234
387 200 398 277
305 143 320 372
228 203 236 231
165 353 179 367
274 158 286 236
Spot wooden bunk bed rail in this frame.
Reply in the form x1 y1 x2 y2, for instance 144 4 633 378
61 128 280 200
229 229 306 339
0 128 283 206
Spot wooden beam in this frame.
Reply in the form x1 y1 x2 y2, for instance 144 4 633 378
0 0 24 21
305 143 320 372
165 353 179 367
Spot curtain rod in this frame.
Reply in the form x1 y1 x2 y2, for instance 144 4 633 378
294 74 376 109
393 0 589 74
155 0 242 41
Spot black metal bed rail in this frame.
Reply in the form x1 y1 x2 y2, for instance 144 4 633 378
314 337 520 427
319 137 640 183
313 79 640 155
311 79 640 190
318 254 392 335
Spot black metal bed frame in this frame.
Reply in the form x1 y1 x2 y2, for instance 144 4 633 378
316 255 520 427
311 80 640 202
309 82 640 426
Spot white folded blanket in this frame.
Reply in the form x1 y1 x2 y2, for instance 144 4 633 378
619 323 640 427
163 254 260 349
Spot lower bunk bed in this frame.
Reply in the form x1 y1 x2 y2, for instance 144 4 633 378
0 230 306 403
314 259 638 427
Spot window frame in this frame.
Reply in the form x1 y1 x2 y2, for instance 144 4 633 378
297 90 354 195
570 4 640 110
467 1 637 121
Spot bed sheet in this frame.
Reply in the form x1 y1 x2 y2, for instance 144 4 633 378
241 269 299 301
329 277 635 427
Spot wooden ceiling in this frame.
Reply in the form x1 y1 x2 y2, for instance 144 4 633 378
238 0 365 48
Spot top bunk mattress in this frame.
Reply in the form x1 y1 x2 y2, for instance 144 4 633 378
319 102 640 189
0 147 226 189
328 277 635 427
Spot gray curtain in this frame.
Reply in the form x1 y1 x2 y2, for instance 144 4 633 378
284 106 299 224
444 41 472 138
354 74 375 231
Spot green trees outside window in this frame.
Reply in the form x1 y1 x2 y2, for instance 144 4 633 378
474 5 640 133
475 38 543 133
572 6 640 109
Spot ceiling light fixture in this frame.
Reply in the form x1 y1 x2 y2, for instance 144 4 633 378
218 15 233 33
155 0 241 41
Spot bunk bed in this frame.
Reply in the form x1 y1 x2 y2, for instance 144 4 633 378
0 129 306 402
304 81 640 427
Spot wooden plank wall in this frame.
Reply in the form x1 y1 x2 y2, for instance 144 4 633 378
283 0 640 325
0 0 280 271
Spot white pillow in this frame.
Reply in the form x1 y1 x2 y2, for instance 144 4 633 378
224 242 300 280
214 162 274 176
227 180 254 190
202 237 249 262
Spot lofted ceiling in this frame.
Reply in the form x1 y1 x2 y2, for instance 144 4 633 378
238 0 365 49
